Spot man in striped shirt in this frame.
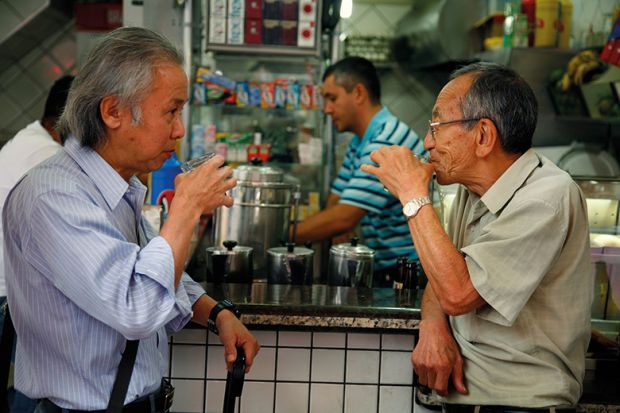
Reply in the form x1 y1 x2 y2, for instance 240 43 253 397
295 57 425 286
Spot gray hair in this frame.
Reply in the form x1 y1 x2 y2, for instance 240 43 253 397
59 27 184 148
450 62 538 154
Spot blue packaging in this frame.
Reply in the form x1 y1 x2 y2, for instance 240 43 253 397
150 153 182 219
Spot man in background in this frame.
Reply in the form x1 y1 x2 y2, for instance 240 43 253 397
363 62 591 407
294 56 426 286
4 27 258 412
0 74 73 413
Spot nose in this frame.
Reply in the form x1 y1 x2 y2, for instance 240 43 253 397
172 114 185 140
423 130 434 152
323 102 333 115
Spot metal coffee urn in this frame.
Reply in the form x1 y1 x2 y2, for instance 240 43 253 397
328 237 375 288
205 240 253 284
267 243 314 285
212 160 295 278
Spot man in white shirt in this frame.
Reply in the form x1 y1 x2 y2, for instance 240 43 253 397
0 75 73 413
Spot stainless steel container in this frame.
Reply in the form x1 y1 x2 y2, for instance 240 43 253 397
267 243 314 285
205 240 253 284
212 162 294 277
327 237 375 288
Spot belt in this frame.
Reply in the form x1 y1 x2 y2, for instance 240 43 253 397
40 381 174 413
443 404 576 413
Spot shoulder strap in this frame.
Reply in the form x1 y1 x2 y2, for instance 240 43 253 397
106 339 139 413
0 304 16 413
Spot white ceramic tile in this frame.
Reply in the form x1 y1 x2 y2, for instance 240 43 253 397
380 352 413 385
278 331 311 347
381 334 414 351
246 347 275 381
208 331 222 345
313 332 346 348
347 333 380 349
207 345 228 379
240 381 275 413
171 345 206 379
170 379 205 413
310 384 343 413
205 380 227 413
346 350 379 384
311 349 345 382
250 330 277 346
379 385 412 413
275 383 309 413
344 384 378 413
174 329 208 344
276 348 311 381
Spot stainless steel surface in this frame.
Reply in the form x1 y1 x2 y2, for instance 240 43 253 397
206 240 253 284
212 164 295 277
327 237 375 288
391 0 487 69
267 244 314 285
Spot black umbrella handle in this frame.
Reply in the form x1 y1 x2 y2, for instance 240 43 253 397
223 347 246 413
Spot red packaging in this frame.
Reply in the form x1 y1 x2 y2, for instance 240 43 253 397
281 20 298 45
608 39 620 66
282 0 299 20
261 82 275 109
300 84 314 109
521 0 536 47
245 19 262 44
247 143 271 163
245 0 263 19
601 40 614 62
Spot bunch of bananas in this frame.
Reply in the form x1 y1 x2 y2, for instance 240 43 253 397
558 50 603 91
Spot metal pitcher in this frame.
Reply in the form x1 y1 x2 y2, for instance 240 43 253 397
205 240 253 284
267 243 314 285
327 237 375 288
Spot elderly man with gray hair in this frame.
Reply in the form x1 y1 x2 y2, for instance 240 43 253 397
4 27 259 412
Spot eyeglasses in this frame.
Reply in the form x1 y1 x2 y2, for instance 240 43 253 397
428 118 480 140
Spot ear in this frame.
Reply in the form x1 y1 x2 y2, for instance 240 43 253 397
474 118 498 158
352 83 367 105
99 95 124 130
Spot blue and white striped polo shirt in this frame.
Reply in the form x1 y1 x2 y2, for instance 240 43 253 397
331 107 425 271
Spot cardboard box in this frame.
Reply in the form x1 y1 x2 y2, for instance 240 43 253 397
263 0 282 19
298 0 316 22
228 0 245 17
282 0 299 20
209 17 227 44
227 17 244 44
281 20 298 46
210 0 227 17
297 20 315 47
263 19 282 45
245 0 263 19
244 19 262 44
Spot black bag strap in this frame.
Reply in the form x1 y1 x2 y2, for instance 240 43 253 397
106 339 139 413
1 303 16 413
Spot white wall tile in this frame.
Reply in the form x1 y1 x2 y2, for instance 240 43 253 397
275 383 309 413
250 330 277 346
310 384 343 413
171 345 206 379
346 351 380 384
380 351 413 385
205 380 227 413
276 348 311 381
313 332 346 348
345 384 378 413
382 334 414 351
207 345 228 379
246 347 275 381
208 331 222 344
278 331 311 347
347 333 380 349
170 379 205 413
174 329 207 344
379 386 412 413
240 382 275 413
311 349 345 383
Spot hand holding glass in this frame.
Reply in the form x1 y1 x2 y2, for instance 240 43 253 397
181 152 216 173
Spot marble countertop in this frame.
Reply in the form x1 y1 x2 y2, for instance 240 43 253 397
201 282 421 330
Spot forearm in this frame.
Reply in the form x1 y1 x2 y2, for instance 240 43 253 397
295 203 364 243
191 294 218 326
408 206 483 315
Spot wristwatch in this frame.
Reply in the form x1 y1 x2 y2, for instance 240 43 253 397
208 299 241 335
402 196 431 219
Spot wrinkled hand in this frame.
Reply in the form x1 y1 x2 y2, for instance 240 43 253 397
412 320 467 396
216 310 260 373
174 155 237 214
360 146 433 203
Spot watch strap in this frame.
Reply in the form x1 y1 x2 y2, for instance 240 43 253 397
403 195 431 218
208 299 240 335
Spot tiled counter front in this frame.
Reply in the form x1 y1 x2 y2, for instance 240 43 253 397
169 329 417 413
168 283 421 413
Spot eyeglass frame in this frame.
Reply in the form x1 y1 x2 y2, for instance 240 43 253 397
428 118 481 140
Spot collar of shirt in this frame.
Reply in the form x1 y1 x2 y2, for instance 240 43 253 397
64 136 147 214
480 148 542 215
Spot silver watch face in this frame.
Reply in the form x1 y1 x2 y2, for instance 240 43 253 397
403 202 416 217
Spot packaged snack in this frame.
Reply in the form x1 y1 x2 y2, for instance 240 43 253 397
286 81 300 110
261 82 275 109
236 81 250 107
192 83 206 105
249 82 261 107
300 83 314 109
274 80 287 108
